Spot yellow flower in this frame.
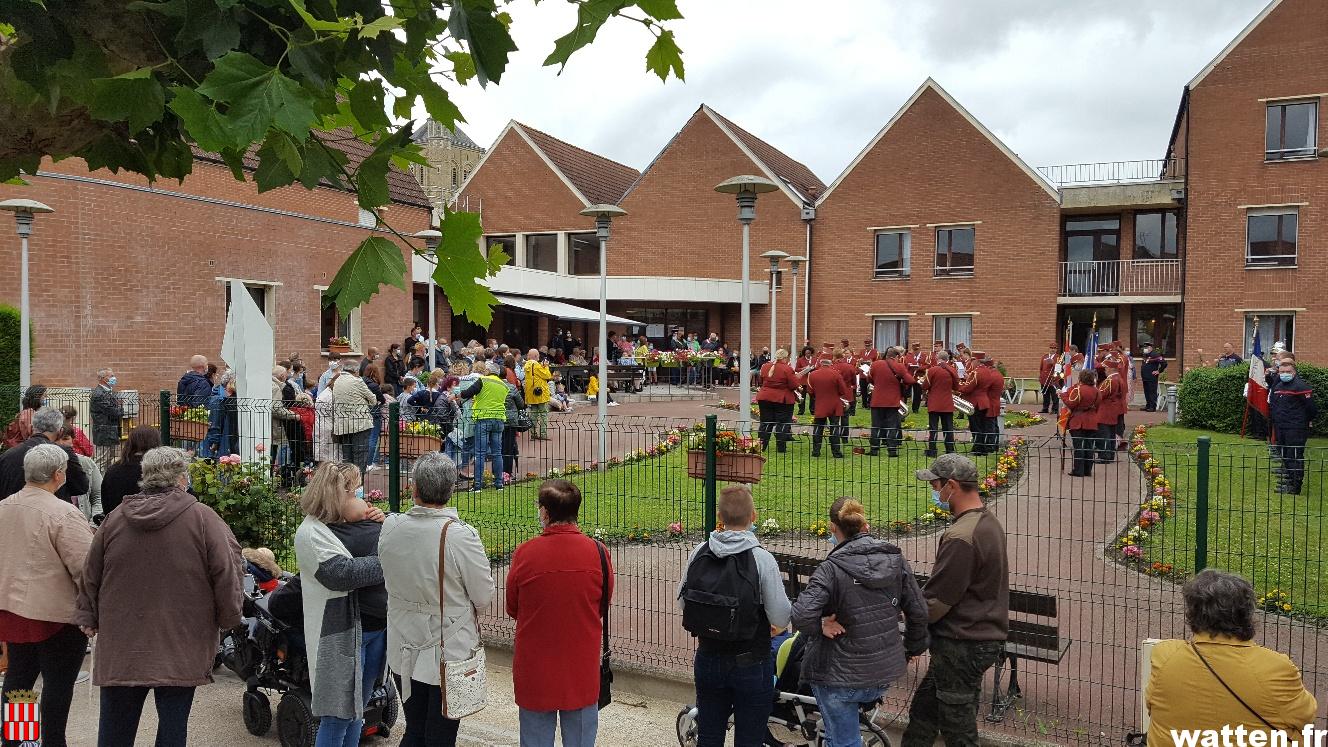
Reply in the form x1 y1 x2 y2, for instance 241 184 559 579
1283 603 1293 612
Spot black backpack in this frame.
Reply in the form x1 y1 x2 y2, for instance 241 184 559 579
679 546 764 641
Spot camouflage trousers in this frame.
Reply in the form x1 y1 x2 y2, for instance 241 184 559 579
901 636 1005 747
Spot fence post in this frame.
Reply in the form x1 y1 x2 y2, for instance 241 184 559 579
388 401 400 513
159 390 171 444
1166 385 1178 424
1195 436 1211 573
704 414 717 533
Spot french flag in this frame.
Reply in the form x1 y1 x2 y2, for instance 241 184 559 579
1245 331 1269 417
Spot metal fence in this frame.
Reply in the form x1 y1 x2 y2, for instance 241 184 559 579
1036 158 1187 187
4 385 1327 743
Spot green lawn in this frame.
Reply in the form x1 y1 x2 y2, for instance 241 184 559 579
445 431 1005 559
1137 425 1328 617
794 405 1045 431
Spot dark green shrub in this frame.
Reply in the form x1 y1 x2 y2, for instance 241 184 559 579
0 304 26 427
1179 362 1328 437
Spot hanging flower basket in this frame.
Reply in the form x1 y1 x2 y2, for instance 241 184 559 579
686 450 767 484
382 433 442 458
328 344 352 355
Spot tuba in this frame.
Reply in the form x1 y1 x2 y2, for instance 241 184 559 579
953 395 975 416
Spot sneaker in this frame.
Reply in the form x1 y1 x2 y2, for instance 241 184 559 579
607 402 619 407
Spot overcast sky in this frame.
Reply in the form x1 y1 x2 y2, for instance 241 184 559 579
434 0 1270 181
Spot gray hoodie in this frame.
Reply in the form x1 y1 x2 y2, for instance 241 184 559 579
790 533 928 689
677 529 792 648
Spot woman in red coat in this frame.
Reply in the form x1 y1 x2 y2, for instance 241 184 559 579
756 349 801 453
807 360 851 458
1060 370 1100 477
506 479 613 746
794 346 816 416
1096 365 1125 463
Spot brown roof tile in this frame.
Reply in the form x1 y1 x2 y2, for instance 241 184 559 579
516 123 641 206
707 108 825 202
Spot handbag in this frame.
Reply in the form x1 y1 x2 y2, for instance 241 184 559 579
1188 641 1276 729
438 519 487 719
513 408 533 433
594 540 614 709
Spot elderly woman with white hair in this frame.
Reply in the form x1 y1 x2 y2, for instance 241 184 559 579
0 444 95 747
75 446 243 747
379 453 494 746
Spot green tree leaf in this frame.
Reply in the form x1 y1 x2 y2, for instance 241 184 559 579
433 208 502 326
168 87 232 153
286 0 356 32
254 133 297 191
544 0 623 71
86 69 166 133
391 56 464 128
635 0 682 21
322 236 409 319
198 51 317 145
448 0 517 86
359 14 402 39
348 78 390 131
354 126 413 209
445 51 477 86
297 136 349 190
644 29 684 81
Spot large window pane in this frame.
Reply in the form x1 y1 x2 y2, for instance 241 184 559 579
932 315 972 350
874 232 909 278
1244 314 1295 357
1134 211 1178 259
935 227 975 276
569 232 599 276
485 234 516 266
1266 102 1318 159
873 319 908 350
1133 304 1179 357
1246 211 1297 266
525 233 558 272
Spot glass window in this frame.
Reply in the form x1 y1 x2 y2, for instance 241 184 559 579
569 232 599 276
1244 314 1294 357
451 168 458 187
485 234 516 266
1266 101 1318 160
1134 211 1179 260
321 304 354 351
1133 305 1179 357
932 316 972 350
225 283 270 319
1246 210 1298 266
935 227 975 276
525 233 558 272
873 318 908 350
1059 306 1117 353
874 231 910 278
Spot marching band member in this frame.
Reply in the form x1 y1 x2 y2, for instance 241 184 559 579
904 343 926 413
957 361 988 455
1039 343 1061 414
866 347 915 457
1096 357 1127 462
833 351 859 428
1061 369 1100 477
795 345 815 416
858 338 878 408
755 349 800 454
979 354 1005 454
923 351 960 457
807 358 852 459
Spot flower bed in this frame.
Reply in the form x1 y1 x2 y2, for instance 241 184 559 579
1109 425 1187 581
1003 409 1046 428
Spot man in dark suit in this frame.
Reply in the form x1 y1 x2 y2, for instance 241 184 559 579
1139 343 1168 411
176 354 213 407
807 359 852 458
90 367 124 471
0 406 88 502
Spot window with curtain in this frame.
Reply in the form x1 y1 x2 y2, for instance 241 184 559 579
1246 209 1298 267
873 318 908 350
1243 314 1295 357
874 231 910 278
932 316 972 350
1265 101 1317 161
934 227 975 276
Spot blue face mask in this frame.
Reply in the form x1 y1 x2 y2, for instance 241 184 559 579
827 534 837 547
40 399 48 407
355 486 364 500
107 376 118 387
1280 372 1294 383
932 488 950 512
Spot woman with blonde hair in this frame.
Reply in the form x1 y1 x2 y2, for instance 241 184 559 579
294 462 386 747
791 497 929 746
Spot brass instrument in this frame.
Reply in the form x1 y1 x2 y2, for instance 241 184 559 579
898 401 911 418
953 395 975 416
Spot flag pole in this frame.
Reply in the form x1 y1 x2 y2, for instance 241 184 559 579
1241 317 1258 439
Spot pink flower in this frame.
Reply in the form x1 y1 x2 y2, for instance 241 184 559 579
1122 545 1144 559
254 443 266 454
368 489 385 500
668 522 683 535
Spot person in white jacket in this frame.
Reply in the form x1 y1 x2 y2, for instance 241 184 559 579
378 452 494 746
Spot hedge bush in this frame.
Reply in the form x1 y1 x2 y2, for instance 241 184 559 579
1179 362 1328 437
0 304 23 427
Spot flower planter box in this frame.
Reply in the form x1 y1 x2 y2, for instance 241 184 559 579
328 344 352 355
171 418 208 442
686 450 766 484
381 433 442 459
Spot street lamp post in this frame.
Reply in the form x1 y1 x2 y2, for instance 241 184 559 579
714 176 780 433
0 199 54 402
580 204 627 471
760 251 787 354
413 230 442 370
786 256 806 354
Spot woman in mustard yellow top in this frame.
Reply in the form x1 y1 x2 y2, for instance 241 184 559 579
522 349 555 440
1146 570 1316 745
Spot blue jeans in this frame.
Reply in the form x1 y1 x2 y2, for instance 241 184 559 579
445 435 472 474
693 649 774 747
367 414 382 466
361 629 387 706
473 419 504 489
517 704 598 747
811 685 887 747
315 714 363 747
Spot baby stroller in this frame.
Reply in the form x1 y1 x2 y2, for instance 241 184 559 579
219 574 400 747
676 632 892 747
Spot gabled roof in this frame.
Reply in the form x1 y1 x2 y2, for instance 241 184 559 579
191 127 431 209
704 107 826 203
412 120 483 151
1189 0 1284 88
817 78 1059 205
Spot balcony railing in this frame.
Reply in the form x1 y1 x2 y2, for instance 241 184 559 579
1059 259 1181 297
1037 158 1185 188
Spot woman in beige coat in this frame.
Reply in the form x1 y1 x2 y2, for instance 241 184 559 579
331 366 377 474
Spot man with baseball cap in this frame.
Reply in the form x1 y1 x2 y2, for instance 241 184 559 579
902 454 1009 747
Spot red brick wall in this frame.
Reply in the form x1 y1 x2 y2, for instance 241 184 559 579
456 127 589 233
1182 0 1328 366
0 158 428 394
812 86 1062 378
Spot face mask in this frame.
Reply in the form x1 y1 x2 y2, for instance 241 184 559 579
827 534 838 548
107 376 118 387
932 487 950 512
1280 373 1294 383
354 486 364 500
41 399 48 407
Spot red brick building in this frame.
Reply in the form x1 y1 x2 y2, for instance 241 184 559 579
0 140 431 394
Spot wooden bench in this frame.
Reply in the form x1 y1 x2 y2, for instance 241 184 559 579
770 553 1071 723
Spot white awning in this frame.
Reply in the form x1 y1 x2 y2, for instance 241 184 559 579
494 294 642 325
